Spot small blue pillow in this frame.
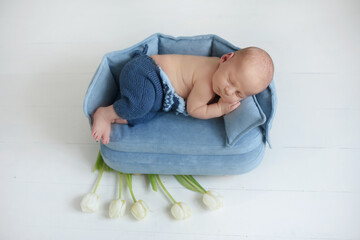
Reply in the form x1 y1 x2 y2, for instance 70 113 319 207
223 96 266 146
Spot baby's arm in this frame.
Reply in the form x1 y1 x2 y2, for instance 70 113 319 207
187 82 240 119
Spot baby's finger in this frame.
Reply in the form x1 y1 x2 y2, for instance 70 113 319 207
231 101 240 107
230 102 240 111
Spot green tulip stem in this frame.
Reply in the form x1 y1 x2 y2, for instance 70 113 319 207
126 174 137 203
155 175 177 204
93 167 104 194
118 172 122 199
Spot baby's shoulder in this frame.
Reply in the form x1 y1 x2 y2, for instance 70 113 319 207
190 75 215 99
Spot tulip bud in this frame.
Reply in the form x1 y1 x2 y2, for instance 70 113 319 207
202 190 223 210
80 193 99 213
131 200 149 220
171 202 192 220
109 199 126 218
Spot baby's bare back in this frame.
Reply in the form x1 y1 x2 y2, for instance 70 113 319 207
150 54 217 100
150 54 229 119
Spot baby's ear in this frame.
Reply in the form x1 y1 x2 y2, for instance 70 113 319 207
220 52 235 63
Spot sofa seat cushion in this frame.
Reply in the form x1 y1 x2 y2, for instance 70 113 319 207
106 112 263 155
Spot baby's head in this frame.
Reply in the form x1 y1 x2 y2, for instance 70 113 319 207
212 47 274 103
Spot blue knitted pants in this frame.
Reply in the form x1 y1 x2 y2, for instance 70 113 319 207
113 45 187 126
113 52 163 126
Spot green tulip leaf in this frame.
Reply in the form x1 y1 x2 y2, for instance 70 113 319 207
185 175 207 193
175 175 202 193
148 174 158 192
93 150 112 172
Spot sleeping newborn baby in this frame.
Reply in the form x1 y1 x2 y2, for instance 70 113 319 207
91 45 274 144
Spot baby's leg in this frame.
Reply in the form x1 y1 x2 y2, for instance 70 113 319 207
91 105 128 144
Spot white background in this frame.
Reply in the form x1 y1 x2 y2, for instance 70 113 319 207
1 0 359 239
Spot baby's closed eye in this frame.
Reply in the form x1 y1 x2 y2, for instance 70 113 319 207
207 94 220 105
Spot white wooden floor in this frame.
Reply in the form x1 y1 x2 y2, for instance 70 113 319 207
1 1 359 239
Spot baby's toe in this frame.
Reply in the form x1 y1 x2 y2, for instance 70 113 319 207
102 137 110 145
102 128 111 144
92 131 97 138
95 135 101 141
102 133 110 144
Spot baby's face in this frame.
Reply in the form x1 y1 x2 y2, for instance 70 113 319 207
212 49 272 103
212 64 245 103
212 53 252 103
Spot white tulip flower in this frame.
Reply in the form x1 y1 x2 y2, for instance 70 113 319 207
131 200 149 220
171 202 192 220
80 193 99 213
109 199 126 218
202 190 224 210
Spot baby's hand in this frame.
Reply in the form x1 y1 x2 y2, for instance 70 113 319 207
218 98 241 115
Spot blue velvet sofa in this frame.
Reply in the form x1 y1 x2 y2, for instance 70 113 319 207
83 33 277 175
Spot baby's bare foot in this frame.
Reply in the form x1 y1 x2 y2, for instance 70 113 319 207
91 105 128 144
92 107 113 144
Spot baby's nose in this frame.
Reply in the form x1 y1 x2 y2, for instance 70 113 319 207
224 87 233 96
